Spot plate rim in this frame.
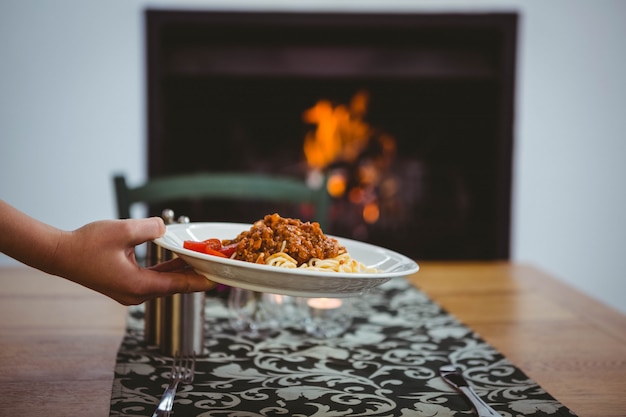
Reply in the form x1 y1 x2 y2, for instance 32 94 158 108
153 222 419 280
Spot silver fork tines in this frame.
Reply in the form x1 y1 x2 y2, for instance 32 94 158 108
152 352 196 417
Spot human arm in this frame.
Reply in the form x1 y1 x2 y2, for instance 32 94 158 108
0 200 215 305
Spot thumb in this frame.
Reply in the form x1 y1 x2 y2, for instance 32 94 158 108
125 217 166 247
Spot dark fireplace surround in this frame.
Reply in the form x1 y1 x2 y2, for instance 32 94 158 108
145 10 517 261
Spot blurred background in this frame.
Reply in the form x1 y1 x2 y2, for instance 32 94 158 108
1 0 625 314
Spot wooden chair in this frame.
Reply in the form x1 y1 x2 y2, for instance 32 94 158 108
113 172 330 229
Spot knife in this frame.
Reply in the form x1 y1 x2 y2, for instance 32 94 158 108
439 365 502 417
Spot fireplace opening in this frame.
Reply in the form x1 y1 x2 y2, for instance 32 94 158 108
146 10 517 260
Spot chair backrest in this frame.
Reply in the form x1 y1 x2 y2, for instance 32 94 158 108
113 172 330 229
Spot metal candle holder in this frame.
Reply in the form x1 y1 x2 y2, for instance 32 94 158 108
144 209 206 356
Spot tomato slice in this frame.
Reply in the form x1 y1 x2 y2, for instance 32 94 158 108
183 240 208 253
205 248 227 258
184 239 230 258
203 238 222 251
219 243 237 257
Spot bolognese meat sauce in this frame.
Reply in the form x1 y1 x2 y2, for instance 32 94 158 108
222 213 346 266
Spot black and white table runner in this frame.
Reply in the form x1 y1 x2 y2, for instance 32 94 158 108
109 278 576 417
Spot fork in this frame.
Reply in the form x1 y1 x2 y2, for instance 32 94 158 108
439 365 501 417
152 352 196 417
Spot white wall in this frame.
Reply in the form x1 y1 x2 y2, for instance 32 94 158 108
1 0 625 314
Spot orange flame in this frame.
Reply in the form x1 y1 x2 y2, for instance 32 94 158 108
302 90 398 228
303 90 372 171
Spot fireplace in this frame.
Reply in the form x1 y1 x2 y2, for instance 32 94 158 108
145 10 517 260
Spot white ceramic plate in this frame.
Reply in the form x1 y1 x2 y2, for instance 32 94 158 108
154 222 419 297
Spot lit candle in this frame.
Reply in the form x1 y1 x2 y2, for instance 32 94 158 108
307 297 343 310
302 297 352 337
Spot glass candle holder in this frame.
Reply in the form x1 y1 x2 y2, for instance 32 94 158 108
227 288 295 338
299 297 354 338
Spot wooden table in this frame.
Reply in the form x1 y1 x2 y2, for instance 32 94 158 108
1 262 625 417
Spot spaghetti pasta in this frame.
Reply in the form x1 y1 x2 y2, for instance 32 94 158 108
265 252 377 273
